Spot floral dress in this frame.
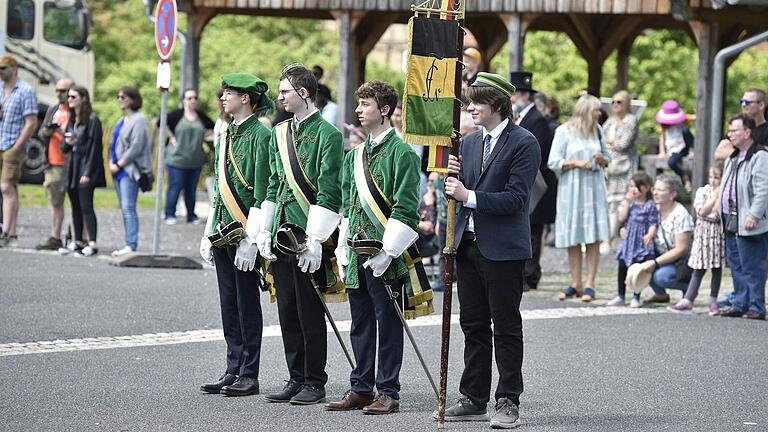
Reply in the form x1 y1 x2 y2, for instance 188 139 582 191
616 200 659 266
688 184 724 269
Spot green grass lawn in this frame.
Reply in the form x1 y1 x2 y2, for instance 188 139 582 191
19 184 157 209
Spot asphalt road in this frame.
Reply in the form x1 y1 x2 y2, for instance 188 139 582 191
1 245 766 432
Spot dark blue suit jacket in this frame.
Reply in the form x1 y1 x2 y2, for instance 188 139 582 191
453 120 541 261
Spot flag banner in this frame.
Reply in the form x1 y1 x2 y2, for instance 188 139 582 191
402 16 459 172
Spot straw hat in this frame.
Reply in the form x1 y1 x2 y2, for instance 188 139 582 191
626 262 653 293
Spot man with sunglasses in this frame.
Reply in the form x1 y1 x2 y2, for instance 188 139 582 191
36 78 74 250
256 63 344 405
716 88 767 160
0 54 38 247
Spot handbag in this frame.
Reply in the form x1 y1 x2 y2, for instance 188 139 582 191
138 171 154 192
606 154 632 176
660 225 692 283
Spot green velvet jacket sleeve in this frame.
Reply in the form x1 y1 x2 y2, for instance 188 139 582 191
250 122 272 208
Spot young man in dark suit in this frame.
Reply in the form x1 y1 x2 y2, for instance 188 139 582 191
439 72 540 429
509 71 556 291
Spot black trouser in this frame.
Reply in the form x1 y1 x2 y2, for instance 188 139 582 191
272 253 328 388
524 223 544 289
68 186 97 242
212 246 264 378
349 264 404 399
457 240 524 406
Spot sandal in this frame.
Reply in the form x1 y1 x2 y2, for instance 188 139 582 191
582 287 596 303
558 286 582 301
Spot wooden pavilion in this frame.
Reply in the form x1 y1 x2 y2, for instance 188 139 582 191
174 0 768 187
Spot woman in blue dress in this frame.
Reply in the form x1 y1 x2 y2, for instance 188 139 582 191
548 94 611 302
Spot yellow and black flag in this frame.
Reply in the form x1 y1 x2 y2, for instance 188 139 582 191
402 11 460 173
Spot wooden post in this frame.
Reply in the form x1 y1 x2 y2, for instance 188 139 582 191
506 13 525 72
690 20 719 191
183 8 214 92
337 12 355 131
615 37 632 92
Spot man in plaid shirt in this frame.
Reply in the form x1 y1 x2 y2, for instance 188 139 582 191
0 54 38 247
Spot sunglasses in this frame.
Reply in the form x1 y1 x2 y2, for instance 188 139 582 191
0 66 7 71
117 95 127 100
740 98 756 106
611 100 623 105
67 95 78 99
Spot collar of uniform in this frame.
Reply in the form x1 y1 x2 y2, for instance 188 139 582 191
293 108 320 132
232 113 255 127
482 118 509 142
518 102 535 121
367 127 394 149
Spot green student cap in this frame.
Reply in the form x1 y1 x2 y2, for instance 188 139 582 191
221 73 269 94
471 72 516 97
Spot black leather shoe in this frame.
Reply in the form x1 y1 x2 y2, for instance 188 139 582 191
742 310 766 320
290 384 326 405
721 307 746 318
265 380 303 403
200 373 237 394
220 376 259 397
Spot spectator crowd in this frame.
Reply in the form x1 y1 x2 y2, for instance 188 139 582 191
1 49 766 319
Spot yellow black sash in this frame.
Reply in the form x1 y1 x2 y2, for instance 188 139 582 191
216 129 248 225
274 121 346 303
353 145 434 319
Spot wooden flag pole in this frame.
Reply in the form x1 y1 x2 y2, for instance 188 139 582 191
436 1 464 428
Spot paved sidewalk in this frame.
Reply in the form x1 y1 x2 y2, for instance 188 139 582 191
7 195 736 314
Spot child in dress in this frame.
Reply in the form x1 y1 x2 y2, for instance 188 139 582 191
667 164 724 315
608 173 659 307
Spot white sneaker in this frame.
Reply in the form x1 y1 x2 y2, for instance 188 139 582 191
75 246 98 257
607 296 625 306
629 298 641 308
165 217 178 225
111 246 134 257
58 241 78 255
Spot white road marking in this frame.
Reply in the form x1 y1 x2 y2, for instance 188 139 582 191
0 307 662 357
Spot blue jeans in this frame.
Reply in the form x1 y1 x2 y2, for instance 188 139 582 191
164 165 202 221
649 263 688 295
725 231 767 315
115 176 139 251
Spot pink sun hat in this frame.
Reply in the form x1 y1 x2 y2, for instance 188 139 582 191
656 100 687 126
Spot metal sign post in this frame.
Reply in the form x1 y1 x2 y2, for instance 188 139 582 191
151 0 176 255
112 0 199 269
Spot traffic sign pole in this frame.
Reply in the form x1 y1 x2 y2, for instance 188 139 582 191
152 63 170 255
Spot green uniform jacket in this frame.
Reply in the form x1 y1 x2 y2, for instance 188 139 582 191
266 111 343 231
341 129 421 288
209 114 272 235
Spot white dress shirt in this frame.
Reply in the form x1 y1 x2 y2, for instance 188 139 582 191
516 102 535 125
465 118 509 232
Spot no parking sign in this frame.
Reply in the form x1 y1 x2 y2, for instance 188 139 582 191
154 0 177 61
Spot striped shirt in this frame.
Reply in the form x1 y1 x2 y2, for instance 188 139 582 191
1 79 38 151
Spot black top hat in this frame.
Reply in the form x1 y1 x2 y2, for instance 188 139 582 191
508 71 536 93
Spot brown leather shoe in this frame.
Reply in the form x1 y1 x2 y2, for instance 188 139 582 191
644 293 670 304
362 394 400 415
325 390 374 411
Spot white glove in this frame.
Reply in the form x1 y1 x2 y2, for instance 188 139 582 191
299 205 342 274
363 250 393 278
335 218 350 280
298 239 323 273
363 218 418 279
235 207 262 271
234 238 259 271
200 207 215 265
256 231 276 262
256 201 277 261
199 237 213 266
